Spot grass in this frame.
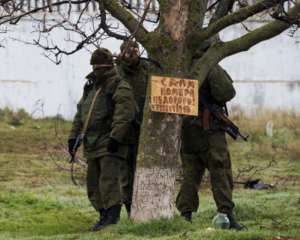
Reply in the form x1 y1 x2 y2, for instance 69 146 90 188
0 108 299 240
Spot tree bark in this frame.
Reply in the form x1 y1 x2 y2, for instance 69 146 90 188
130 0 192 221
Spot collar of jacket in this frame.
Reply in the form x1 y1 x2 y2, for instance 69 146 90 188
119 58 141 74
85 68 117 88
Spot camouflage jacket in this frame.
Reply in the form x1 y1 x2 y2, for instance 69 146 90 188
69 68 137 159
181 64 236 153
117 59 149 123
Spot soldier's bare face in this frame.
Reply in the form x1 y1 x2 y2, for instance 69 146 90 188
123 47 140 61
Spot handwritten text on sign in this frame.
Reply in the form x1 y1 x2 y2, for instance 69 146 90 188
151 76 199 116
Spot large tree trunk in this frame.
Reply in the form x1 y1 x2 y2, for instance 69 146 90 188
130 103 181 221
131 0 192 221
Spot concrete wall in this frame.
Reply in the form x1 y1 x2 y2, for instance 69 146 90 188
0 20 123 119
0 19 300 119
219 22 300 113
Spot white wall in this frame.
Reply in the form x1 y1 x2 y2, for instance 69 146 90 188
0 20 300 119
220 22 300 113
0 20 122 119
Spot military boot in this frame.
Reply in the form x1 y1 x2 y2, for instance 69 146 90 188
90 205 121 231
227 212 246 231
181 211 192 222
104 204 121 225
90 209 107 232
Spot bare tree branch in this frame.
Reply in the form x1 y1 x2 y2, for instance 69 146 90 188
186 0 208 31
98 0 128 40
198 0 286 42
11 17 105 64
210 0 236 23
221 0 300 55
0 0 89 25
192 0 300 84
101 0 150 47
120 0 160 23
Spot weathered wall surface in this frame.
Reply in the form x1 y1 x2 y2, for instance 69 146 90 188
220 22 300 113
0 21 122 119
0 20 300 119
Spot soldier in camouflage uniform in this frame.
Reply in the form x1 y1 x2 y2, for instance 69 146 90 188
68 48 136 231
176 65 245 230
116 40 149 216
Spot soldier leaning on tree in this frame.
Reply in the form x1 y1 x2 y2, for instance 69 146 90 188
116 40 149 217
176 62 246 230
68 48 137 231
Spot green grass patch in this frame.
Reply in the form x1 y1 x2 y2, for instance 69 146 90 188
0 109 299 239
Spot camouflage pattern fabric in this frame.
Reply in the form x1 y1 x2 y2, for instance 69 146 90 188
69 67 136 211
69 68 136 159
176 64 236 215
87 155 121 210
116 59 149 207
176 130 235 214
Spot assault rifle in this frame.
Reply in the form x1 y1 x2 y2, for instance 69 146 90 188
208 104 249 141
69 133 84 163
69 134 84 186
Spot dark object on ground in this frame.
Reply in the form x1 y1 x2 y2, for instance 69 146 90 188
235 179 275 190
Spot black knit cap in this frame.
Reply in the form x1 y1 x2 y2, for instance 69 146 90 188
90 48 113 65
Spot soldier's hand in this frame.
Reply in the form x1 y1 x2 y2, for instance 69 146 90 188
107 138 119 153
68 138 77 157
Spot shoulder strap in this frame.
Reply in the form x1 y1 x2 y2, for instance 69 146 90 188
81 87 102 136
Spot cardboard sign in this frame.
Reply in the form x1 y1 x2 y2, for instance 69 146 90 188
150 75 199 116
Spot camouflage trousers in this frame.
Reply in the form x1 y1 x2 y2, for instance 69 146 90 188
119 145 137 206
87 155 121 211
176 130 235 214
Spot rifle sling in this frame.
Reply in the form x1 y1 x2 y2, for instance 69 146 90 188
69 87 103 185
81 87 103 137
